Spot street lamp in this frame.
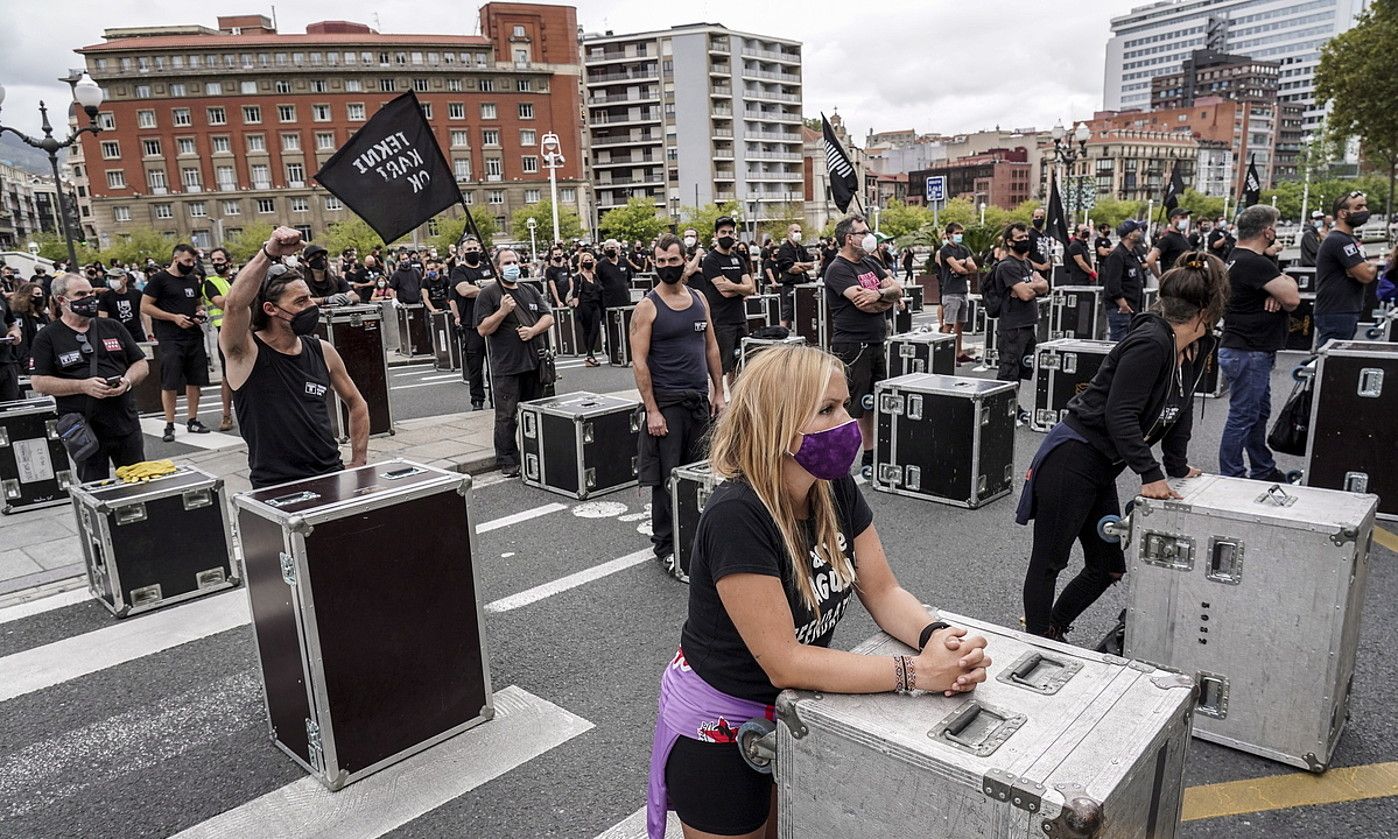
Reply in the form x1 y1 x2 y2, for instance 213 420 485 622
669 195 680 233
0 72 104 270
526 216 538 266
1051 121 1092 225
540 131 565 246
979 202 987 226
872 205 881 235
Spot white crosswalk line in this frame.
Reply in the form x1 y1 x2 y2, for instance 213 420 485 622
485 549 652 613
0 588 91 626
139 418 243 451
594 805 683 839
169 685 592 839
0 503 565 700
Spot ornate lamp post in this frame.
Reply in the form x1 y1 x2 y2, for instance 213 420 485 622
1051 121 1092 225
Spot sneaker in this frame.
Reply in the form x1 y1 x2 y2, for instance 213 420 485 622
471 401 485 411
187 418 211 434
501 464 520 479
655 552 690 584
956 353 976 364
161 423 175 443
1256 467 1288 484
218 415 234 432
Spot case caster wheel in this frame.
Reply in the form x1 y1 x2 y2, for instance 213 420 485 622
1097 515 1127 544
1291 364 1312 382
737 718 777 775
1365 326 1384 340
1285 470 1303 484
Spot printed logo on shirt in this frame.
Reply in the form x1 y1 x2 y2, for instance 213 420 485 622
1343 243 1362 258
116 299 134 319
304 381 328 398
102 338 123 352
183 287 197 298
58 350 82 367
856 270 881 291
793 531 854 645
693 321 708 332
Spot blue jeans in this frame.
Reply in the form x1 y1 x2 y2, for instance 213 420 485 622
1216 348 1276 478
1313 312 1360 351
1106 308 1133 342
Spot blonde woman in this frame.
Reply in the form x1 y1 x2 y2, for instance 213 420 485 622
646 344 990 839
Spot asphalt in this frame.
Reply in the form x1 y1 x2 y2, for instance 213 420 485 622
1 317 1395 838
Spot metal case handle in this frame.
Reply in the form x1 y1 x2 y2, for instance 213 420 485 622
381 465 425 480
115 503 147 526
522 412 537 439
1207 538 1244 585
266 490 320 509
1357 367 1383 398
933 701 1024 757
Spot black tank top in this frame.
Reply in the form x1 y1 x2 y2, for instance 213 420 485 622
646 288 710 392
234 333 343 488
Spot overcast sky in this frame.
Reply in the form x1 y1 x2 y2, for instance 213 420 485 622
1 0 1144 143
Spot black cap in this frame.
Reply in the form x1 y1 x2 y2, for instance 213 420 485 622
1117 219 1146 238
303 244 328 261
714 215 737 231
1168 207 1191 219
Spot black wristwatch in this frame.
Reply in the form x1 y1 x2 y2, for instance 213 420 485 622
918 621 952 651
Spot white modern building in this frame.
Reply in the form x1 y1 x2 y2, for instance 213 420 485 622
1104 0 1370 135
582 23 804 228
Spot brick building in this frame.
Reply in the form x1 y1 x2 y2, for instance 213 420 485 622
69 4 589 251
907 146 1033 211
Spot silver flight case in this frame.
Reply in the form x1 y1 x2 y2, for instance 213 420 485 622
767 612 1195 838
1121 475 1377 772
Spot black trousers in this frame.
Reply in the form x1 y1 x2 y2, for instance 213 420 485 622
1023 439 1127 635
638 392 710 560
459 327 486 403
492 370 542 468
76 426 146 484
576 301 603 357
0 362 19 402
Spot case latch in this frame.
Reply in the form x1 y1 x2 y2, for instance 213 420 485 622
1357 367 1383 398
305 719 325 775
279 552 298 586
1142 531 1193 571
1344 472 1369 493
878 392 903 416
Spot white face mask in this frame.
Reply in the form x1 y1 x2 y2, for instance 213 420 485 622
790 231 802 242
1177 220 1189 234
860 233 877 253
683 236 696 249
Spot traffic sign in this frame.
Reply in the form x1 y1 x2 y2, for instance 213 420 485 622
925 175 946 205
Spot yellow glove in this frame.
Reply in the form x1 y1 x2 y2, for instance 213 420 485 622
115 460 179 483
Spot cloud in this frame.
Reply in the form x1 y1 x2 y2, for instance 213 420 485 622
0 1 1140 146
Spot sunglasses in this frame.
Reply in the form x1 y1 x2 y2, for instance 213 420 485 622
75 332 93 354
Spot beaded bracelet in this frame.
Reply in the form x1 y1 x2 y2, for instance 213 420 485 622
894 655 917 694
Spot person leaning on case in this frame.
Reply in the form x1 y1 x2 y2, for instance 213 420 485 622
1017 252 1227 641
646 345 989 839
29 272 150 482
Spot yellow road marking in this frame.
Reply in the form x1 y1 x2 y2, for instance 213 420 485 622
1182 761 1398 822
1372 526 1398 553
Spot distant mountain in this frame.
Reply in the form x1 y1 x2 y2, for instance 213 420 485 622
0 132 65 176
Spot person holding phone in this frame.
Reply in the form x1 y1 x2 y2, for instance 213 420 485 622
29 273 150 481
140 244 213 442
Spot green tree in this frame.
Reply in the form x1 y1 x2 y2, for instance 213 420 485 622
103 227 176 267
431 211 498 255
222 222 275 263
1316 0 1398 233
874 200 932 240
679 201 742 240
600 196 670 244
29 231 100 266
1084 197 1147 230
1178 189 1225 223
757 201 806 243
323 217 389 256
508 200 585 248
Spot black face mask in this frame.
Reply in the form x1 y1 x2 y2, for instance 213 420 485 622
174 262 195 276
1032 218 1045 230
717 236 735 251
581 261 595 269
463 252 482 266
656 265 684 284
605 249 618 258
1346 210 1371 228
279 304 321 336
213 263 229 276
308 257 327 271
68 296 102 318
1009 239 1032 255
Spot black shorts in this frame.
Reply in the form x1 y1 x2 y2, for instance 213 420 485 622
997 326 1036 383
159 339 211 391
830 340 887 418
714 323 744 374
666 737 772 835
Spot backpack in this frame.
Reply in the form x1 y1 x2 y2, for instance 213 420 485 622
980 263 1006 318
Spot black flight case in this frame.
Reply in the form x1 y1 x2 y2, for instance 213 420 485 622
669 460 722 580
885 329 956 378
551 306 602 357
1031 338 1113 432
0 396 73 514
1050 285 1105 340
395 302 433 358
1304 340 1398 520
315 304 394 439
792 283 831 348
518 391 643 499
605 305 636 367
430 309 461 371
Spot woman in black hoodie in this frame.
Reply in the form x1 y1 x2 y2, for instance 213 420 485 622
1016 252 1228 640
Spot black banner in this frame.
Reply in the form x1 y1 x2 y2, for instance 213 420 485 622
1162 161 1185 214
314 92 462 244
822 113 859 215
1046 174 1071 247
1241 154 1261 209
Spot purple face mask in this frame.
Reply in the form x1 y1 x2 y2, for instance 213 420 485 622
788 419 862 481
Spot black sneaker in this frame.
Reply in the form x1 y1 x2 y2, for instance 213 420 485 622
501 464 520 478
161 423 175 443
1256 467 1288 484
471 401 484 411
187 418 211 434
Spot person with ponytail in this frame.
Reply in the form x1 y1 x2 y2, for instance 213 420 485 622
646 344 990 839
1017 252 1228 641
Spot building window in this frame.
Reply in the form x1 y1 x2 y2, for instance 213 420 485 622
482 129 500 146
316 132 336 150
282 133 301 151
154 203 173 219
462 191 474 205
345 79 362 92
294 224 312 240
512 25 526 37
257 198 276 214
177 138 197 155
485 158 502 179
446 79 462 92
487 189 504 204
450 130 469 147
275 80 292 94
454 158 471 180
189 202 208 218
251 164 270 186
311 80 328 93
324 195 343 211
170 83 187 97
147 170 167 190
243 105 262 124
379 78 396 92
207 106 226 125
479 79 495 92
521 156 538 174
246 134 267 152
135 85 151 99
215 166 236 189
312 104 331 122
101 141 121 159
448 102 465 119
520 129 536 146
291 197 310 213
142 139 161 156
277 105 296 122
286 163 306 184
170 108 192 127
481 103 497 119
113 206 132 222
518 103 534 120
420 103 432 119
517 79 532 92
137 110 156 128
347 103 365 121
106 170 126 189
182 167 202 189
413 78 429 92
560 187 577 203
240 80 257 95
99 112 117 130
524 188 541 204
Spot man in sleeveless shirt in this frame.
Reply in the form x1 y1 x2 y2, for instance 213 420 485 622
630 233 726 582
218 227 369 489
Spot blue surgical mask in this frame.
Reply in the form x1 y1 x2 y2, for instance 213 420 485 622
952 234 964 245
501 264 521 283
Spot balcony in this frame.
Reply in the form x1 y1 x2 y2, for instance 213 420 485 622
712 127 734 138
741 47 800 64
711 85 733 97
745 149 801 161
713 147 734 160
745 170 800 182
743 68 801 83
588 90 660 105
710 63 731 76
587 68 660 85
708 40 730 53
218 183 237 192
586 48 655 66
592 133 664 147
714 191 737 201
714 169 736 181
712 105 733 117
184 184 203 193
593 153 660 167
746 130 802 142
744 109 801 123
744 89 800 104
591 110 662 126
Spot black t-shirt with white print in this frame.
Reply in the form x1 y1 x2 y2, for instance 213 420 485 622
680 475 873 704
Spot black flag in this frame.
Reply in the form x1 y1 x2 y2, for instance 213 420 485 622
1162 160 1185 215
1046 174 1071 246
314 92 462 244
822 114 859 214
1241 154 1261 209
